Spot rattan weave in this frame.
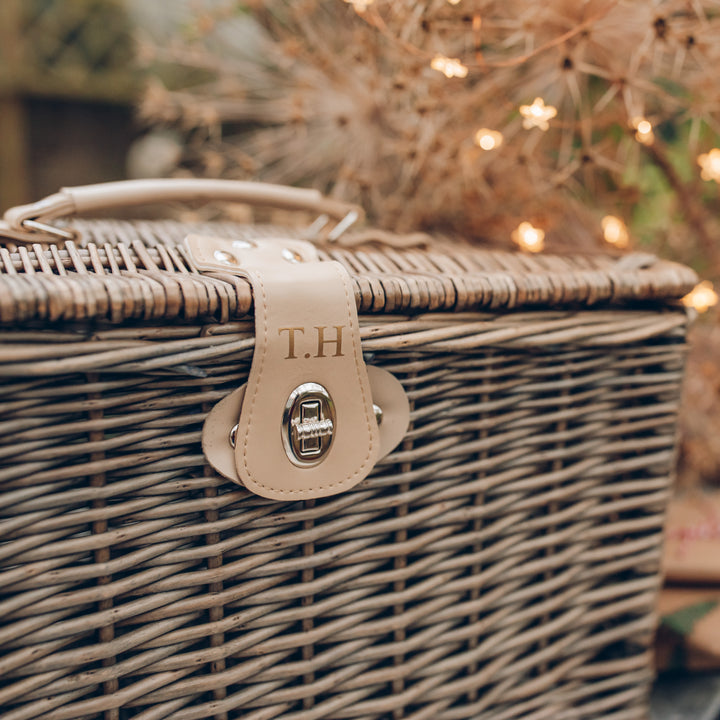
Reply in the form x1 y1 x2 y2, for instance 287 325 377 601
0 220 696 720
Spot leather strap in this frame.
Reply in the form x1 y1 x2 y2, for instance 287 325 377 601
187 234 381 500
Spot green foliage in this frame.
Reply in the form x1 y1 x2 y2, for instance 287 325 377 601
628 159 675 247
662 600 719 636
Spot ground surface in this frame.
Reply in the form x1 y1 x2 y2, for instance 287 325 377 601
652 673 720 720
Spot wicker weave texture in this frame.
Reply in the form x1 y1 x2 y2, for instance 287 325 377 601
0 304 687 719
0 220 693 718
0 220 698 325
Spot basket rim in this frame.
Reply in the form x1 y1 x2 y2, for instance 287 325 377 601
0 219 699 326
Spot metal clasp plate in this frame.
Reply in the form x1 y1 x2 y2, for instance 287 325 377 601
282 383 335 466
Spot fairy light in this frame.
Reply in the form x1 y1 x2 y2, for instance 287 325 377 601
632 116 655 145
519 98 557 131
601 215 629 248
343 0 373 11
431 55 469 79
698 148 720 182
474 128 503 151
683 281 719 313
512 222 545 252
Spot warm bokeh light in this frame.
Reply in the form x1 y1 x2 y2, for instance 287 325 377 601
447 0 462 4
698 148 720 182
682 281 719 313
474 128 503 151
601 215 630 248
512 222 545 252
632 117 654 146
343 0 373 11
519 98 558 131
430 55 469 78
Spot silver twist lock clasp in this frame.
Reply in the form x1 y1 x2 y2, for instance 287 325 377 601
293 417 334 444
282 383 336 466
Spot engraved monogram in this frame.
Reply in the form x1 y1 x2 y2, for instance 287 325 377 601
278 326 345 359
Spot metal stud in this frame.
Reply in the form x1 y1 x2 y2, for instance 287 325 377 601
282 248 303 264
214 249 238 265
373 404 383 426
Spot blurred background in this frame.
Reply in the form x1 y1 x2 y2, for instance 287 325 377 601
3 1 720 714
0 0 138 205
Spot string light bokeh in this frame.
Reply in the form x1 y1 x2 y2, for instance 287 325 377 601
131 0 720 489
512 222 545 253
138 0 720 307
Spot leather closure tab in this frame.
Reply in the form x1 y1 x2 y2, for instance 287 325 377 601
185 233 319 272
188 234 381 500
202 367 410 488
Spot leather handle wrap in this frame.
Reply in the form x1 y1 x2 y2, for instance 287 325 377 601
3 178 364 237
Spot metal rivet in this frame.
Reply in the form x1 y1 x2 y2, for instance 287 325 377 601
282 248 303 263
229 424 238 448
373 404 383 426
214 249 238 265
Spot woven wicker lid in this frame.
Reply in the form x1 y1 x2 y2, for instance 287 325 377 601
0 219 698 325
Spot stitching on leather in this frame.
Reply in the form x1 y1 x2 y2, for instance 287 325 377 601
333 260 375 480
239 259 375 495
240 266 267 484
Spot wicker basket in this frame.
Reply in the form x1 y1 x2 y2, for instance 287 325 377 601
0 180 698 720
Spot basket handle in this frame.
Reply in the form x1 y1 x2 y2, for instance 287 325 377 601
1 178 364 243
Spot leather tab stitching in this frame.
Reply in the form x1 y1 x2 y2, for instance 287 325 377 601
235 253 377 497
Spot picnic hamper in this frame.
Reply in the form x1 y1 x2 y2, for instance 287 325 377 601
0 179 699 720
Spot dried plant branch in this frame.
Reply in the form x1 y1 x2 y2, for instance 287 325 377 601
135 0 720 256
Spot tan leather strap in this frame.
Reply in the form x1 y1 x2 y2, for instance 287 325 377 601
188 234 388 500
2 179 364 243
203 368 409 487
